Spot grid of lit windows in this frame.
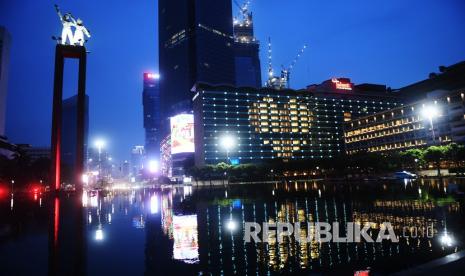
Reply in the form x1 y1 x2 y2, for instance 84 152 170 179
193 85 403 165
344 90 465 154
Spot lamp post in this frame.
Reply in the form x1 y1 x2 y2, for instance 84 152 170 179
219 135 236 186
421 105 439 143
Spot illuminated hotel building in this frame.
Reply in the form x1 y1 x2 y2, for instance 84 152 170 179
193 80 402 165
344 61 465 154
345 89 465 153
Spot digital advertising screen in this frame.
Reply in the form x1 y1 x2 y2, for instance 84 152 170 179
170 114 195 154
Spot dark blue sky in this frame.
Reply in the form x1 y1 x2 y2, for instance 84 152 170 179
1 0 464 161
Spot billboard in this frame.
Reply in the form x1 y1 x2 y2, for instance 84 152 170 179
170 114 195 154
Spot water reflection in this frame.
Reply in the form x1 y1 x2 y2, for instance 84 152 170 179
0 179 464 275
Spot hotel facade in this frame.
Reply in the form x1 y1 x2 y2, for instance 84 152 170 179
193 79 402 166
344 89 465 154
344 61 465 154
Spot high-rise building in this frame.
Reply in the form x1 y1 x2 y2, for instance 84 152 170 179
143 73 161 160
131 145 145 178
158 0 236 136
61 94 89 182
344 61 465 154
0 26 11 137
233 4 261 88
193 81 403 166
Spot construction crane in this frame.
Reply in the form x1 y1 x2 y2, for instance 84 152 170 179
233 0 251 25
266 38 308 90
266 37 280 88
280 44 308 89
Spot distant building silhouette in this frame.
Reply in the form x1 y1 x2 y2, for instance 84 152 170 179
61 94 89 182
143 73 161 160
0 26 11 137
131 145 145 179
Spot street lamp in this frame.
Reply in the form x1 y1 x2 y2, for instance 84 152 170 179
220 135 236 163
94 139 106 154
421 105 439 142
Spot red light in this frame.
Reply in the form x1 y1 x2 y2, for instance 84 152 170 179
145 73 160 80
331 78 353 90
54 197 60 244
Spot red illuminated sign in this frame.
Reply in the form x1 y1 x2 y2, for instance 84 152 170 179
331 78 353 90
145 73 160 79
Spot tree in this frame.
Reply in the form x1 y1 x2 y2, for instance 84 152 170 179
423 146 447 176
400 148 424 170
445 143 465 167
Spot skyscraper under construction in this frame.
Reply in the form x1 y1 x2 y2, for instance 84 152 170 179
158 0 236 136
233 1 262 88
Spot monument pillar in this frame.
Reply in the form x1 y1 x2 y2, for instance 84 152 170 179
50 44 87 192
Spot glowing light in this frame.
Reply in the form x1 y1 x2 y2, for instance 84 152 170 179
331 78 353 90
90 193 98 207
220 135 236 151
95 229 104 241
82 191 88 207
421 105 439 120
440 233 454 247
183 186 192 197
82 174 89 184
94 139 106 150
150 194 159 214
146 73 160 79
148 160 159 173
54 198 60 244
226 219 238 231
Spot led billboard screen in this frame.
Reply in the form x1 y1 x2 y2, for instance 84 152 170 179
170 114 195 154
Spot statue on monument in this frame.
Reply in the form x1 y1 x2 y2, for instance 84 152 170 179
54 4 91 46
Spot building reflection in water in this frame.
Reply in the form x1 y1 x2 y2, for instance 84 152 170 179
78 178 463 274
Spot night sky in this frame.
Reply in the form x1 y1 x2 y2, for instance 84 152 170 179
1 0 464 161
